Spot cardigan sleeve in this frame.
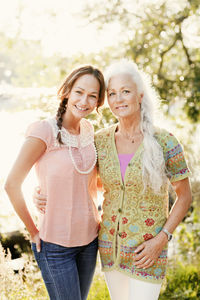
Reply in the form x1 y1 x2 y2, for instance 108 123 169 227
164 132 190 183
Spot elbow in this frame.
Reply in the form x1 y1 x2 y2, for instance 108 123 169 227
4 179 12 194
184 192 192 212
4 178 17 195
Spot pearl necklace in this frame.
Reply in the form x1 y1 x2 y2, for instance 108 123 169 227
68 134 97 175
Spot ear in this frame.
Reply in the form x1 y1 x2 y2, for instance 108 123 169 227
139 93 144 104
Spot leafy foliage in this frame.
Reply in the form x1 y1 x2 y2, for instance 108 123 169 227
160 263 200 299
83 0 200 122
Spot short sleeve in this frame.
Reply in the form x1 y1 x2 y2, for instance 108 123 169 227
164 133 190 183
25 120 53 150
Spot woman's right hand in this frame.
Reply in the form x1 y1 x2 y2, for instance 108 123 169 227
32 231 41 252
33 186 47 214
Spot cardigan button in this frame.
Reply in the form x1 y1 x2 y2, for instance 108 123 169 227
118 208 122 213
128 163 131 167
118 232 122 237
121 185 125 190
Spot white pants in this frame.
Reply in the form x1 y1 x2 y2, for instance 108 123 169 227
104 270 162 300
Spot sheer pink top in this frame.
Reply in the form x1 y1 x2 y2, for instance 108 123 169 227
26 118 99 247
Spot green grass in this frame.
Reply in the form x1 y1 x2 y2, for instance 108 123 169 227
88 273 110 300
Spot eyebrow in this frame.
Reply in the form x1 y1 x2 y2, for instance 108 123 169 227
108 86 131 91
75 86 98 94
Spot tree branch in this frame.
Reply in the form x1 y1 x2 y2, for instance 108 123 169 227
158 35 179 76
179 29 193 65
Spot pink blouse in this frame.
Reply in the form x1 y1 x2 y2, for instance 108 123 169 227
25 118 99 247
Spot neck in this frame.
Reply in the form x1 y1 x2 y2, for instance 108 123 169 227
62 111 81 135
118 113 141 136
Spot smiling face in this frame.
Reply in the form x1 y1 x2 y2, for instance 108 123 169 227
107 73 143 119
67 74 100 120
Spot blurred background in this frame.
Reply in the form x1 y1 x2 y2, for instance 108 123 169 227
0 0 199 299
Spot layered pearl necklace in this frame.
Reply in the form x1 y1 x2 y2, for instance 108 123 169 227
57 118 97 175
68 135 97 174
49 118 97 174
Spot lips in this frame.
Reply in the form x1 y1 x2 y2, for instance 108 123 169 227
75 105 88 111
116 105 128 109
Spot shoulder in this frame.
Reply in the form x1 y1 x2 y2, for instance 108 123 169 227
26 119 52 135
25 118 54 148
154 127 180 150
95 124 116 141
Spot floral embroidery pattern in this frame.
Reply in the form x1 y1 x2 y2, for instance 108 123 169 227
109 229 115 235
111 215 117 222
129 225 139 232
145 218 155 226
122 217 128 224
96 125 189 283
120 232 127 239
143 233 154 241
104 220 111 227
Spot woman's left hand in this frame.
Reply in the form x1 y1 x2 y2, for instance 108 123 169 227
133 232 168 269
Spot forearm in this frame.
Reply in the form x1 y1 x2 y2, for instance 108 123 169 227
5 185 38 239
156 179 192 242
162 195 192 233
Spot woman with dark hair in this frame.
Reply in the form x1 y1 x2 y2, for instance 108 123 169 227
5 65 105 300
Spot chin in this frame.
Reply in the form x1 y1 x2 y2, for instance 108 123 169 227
115 111 130 118
73 109 90 119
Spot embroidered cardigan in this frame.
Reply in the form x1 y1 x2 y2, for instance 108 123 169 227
95 124 190 283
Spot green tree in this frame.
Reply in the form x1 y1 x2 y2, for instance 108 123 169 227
83 0 200 122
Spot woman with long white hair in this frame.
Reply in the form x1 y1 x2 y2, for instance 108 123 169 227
95 59 192 300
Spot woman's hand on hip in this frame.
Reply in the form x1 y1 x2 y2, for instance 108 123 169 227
33 186 47 214
133 232 168 269
31 231 41 252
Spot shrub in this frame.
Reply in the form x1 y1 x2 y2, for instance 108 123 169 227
160 263 200 300
0 242 47 299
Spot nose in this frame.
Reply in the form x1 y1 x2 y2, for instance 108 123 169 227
79 94 88 106
116 92 123 103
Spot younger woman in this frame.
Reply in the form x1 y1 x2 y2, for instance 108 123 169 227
5 65 105 300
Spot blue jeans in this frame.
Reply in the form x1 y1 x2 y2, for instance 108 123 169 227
32 237 98 300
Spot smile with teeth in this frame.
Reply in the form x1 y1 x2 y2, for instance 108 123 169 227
75 105 88 111
116 105 128 109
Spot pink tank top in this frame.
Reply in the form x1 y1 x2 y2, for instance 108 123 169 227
118 153 134 181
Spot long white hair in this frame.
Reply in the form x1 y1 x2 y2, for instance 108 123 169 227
104 59 167 193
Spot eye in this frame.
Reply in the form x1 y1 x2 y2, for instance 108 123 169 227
75 90 82 94
123 90 130 94
108 92 115 97
90 95 97 99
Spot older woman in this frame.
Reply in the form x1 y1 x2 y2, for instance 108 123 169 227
95 59 192 300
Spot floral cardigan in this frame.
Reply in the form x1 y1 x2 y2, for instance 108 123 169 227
95 124 190 283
